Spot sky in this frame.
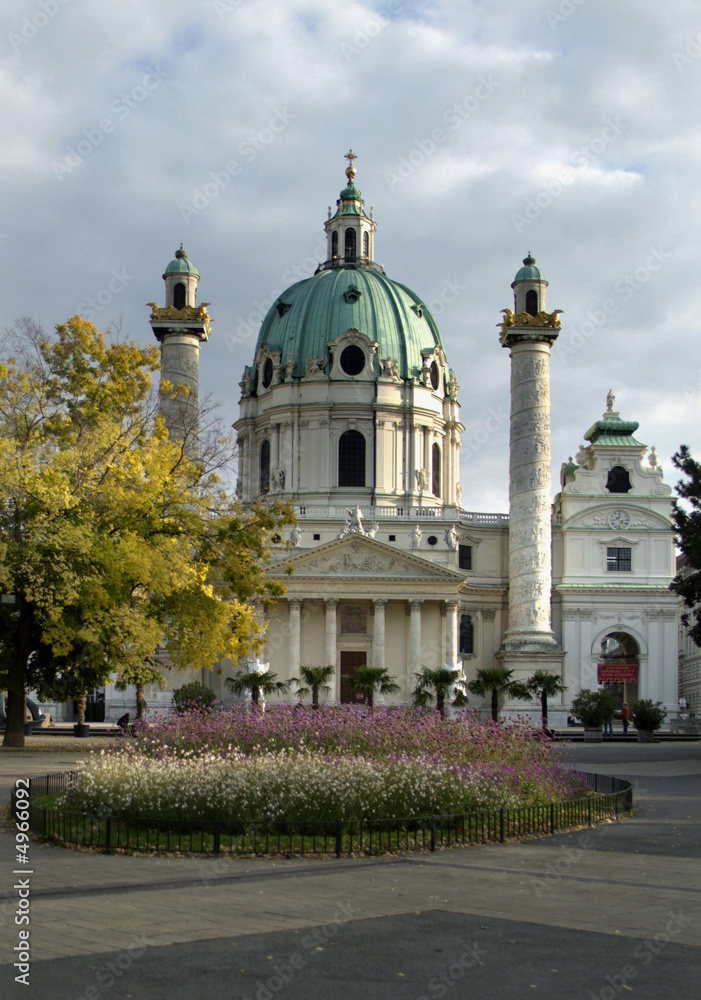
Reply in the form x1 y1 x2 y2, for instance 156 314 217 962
2 0 699 512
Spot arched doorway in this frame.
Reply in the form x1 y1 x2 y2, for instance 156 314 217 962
597 632 640 710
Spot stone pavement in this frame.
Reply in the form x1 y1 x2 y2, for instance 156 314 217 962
0 742 700 999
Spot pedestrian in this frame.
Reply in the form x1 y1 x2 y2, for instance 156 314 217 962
603 712 613 737
621 701 630 734
117 711 131 733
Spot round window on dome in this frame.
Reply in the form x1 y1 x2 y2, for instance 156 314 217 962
340 345 365 376
430 361 440 391
262 357 274 388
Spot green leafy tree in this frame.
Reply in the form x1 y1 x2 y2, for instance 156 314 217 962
225 667 289 709
467 667 532 722
347 665 399 709
0 317 293 746
527 670 567 729
115 661 168 720
671 445 701 643
412 666 469 717
291 664 335 708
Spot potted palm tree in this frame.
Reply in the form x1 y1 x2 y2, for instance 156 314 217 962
225 662 289 711
347 665 399 709
467 667 531 722
570 689 616 742
527 670 567 732
631 699 667 742
412 666 469 718
290 664 335 708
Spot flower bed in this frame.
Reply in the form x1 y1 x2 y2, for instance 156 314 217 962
58 707 588 825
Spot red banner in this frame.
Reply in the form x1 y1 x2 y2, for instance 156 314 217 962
597 663 639 683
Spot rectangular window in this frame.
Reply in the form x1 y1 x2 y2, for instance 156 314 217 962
458 544 472 570
607 547 631 572
459 615 474 656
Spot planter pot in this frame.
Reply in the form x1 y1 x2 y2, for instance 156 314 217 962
73 724 91 738
636 729 654 743
583 727 603 742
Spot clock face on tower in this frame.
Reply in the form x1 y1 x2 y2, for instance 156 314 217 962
609 510 630 529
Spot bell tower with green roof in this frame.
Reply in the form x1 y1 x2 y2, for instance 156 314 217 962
149 246 212 450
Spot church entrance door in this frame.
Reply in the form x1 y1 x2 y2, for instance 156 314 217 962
340 651 367 704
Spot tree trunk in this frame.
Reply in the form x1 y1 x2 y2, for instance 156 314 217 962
252 684 260 708
491 688 499 722
367 689 374 710
437 689 445 718
76 689 87 726
136 683 145 720
541 689 548 727
312 686 319 709
2 598 34 748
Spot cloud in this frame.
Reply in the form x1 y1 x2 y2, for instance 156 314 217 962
1 0 698 510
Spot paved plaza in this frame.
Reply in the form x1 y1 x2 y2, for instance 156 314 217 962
1 740 700 999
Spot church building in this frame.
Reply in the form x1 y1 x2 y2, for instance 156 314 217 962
100 154 679 727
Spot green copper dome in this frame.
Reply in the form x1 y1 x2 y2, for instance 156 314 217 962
253 266 444 381
512 254 546 285
163 246 199 278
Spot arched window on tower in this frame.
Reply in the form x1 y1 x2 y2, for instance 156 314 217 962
338 430 366 487
432 443 441 497
363 232 369 258
173 282 186 309
525 289 538 316
331 231 338 258
260 440 270 494
344 228 357 261
606 466 632 494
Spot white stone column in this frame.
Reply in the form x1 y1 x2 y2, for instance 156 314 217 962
288 599 302 677
506 339 556 643
373 600 387 669
324 599 338 670
409 600 423 679
498 317 563 687
444 600 459 667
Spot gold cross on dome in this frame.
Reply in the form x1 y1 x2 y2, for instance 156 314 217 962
345 149 357 168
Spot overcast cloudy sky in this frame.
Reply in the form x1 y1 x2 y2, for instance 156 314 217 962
2 0 699 511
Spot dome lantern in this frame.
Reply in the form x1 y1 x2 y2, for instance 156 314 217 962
322 151 378 271
511 253 548 316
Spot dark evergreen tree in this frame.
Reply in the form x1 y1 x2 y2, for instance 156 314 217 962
671 446 701 644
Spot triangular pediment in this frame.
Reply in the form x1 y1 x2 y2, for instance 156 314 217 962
272 534 465 581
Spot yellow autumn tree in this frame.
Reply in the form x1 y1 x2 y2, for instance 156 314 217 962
0 317 293 746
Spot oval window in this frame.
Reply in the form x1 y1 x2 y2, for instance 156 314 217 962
340 345 365 376
430 361 440 391
262 357 274 388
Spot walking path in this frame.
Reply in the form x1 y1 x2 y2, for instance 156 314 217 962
1 741 699 999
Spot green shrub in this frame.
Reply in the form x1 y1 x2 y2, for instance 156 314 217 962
631 699 667 732
570 689 615 728
172 681 216 714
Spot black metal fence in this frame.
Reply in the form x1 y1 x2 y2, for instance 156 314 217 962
13 770 632 858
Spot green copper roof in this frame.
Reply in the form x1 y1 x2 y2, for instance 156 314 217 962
332 182 370 219
254 267 444 380
512 254 546 285
163 246 199 278
584 413 645 448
